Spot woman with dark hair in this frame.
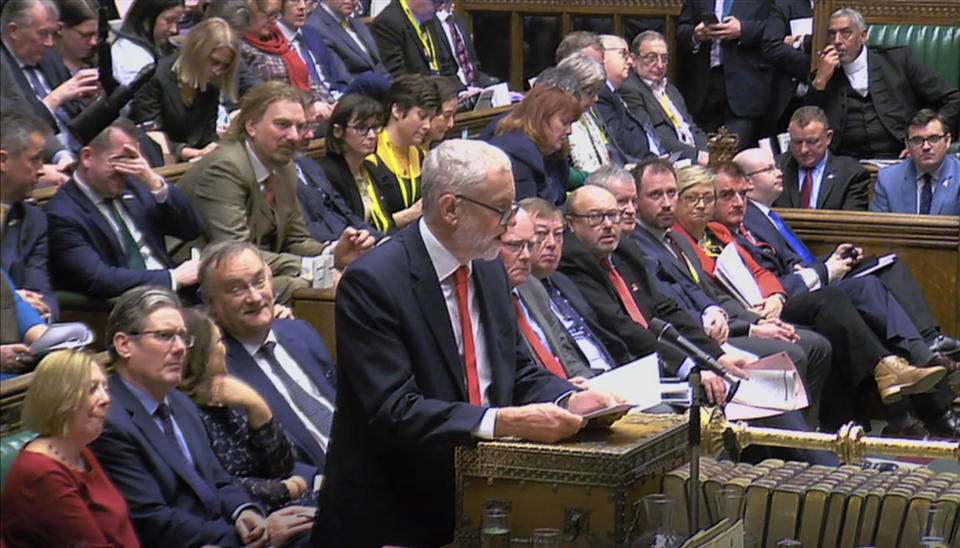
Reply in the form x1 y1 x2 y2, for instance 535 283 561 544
367 74 439 228
131 17 240 161
54 0 98 73
320 93 395 235
111 0 185 85
486 82 582 205
420 76 460 151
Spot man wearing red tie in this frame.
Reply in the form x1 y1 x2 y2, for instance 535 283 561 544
314 139 622 547
557 185 749 404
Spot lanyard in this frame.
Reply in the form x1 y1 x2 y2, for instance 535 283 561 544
399 0 439 73
359 165 391 233
375 129 421 208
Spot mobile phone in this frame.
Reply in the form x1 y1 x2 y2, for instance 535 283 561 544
700 12 719 26
840 247 860 261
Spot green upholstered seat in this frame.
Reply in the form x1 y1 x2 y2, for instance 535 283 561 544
0 430 36 488
867 24 960 88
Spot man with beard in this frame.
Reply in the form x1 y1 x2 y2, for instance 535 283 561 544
314 140 623 547
179 82 373 303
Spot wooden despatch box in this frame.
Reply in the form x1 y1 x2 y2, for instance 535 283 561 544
455 412 689 546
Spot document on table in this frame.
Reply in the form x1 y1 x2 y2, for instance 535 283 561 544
724 351 809 420
586 353 662 411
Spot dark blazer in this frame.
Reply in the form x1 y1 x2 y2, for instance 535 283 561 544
295 156 383 242
514 277 594 379
366 146 426 215
221 318 337 480
426 12 494 87
0 43 84 133
619 71 706 162
805 46 960 153
544 272 634 366
1 201 58 319
557 229 723 375
130 53 219 161
44 178 204 299
90 377 252 547
774 151 870 210
874 154 960 216
762 0 814 124
318 153 397 234
306 5 391 80
370 0 457 78
298 23 353 92
486 130 568 205
738 202 826 297
315 222 574 547
676 0 773 118
594 84 653 163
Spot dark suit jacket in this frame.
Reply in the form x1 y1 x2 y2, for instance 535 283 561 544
619 71 706 162
370 0 456 78
594 84 653 163
426 12 494 87
295 156 383 242
306 5 391 80
315 222 574 547
738 202 827 297
557 229 723 375
0 43 83 133
805 46 960 153
318 153 397 234
222 318 337 480
1 201 58 319
298 23 352 92
762 0 814 124
130 53 219 161
485 130 568 205
45 178 204 299
676 0 773 118
515 277 594 379
90 377 252 547
774 151 870 210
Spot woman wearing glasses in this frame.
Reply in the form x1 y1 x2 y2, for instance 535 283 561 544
55 0 99 74
320 94 397 235
1 350 141 548
486 81 583 206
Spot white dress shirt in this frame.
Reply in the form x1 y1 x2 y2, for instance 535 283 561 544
842 45 870 97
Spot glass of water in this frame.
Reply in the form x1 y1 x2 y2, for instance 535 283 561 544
480 509 510 548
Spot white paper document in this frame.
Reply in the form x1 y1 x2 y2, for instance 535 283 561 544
731 370 798 410
715 243 763 307
849 253 897 279
789 17 813 36
586 353 662 411
29 322 95 356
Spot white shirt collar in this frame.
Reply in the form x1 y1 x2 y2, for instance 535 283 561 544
244 139 273 184
842 45 869 96
240 328 278 358
642 76 668 95
842 45 868 75
277 20 301 44
750 198 773 216
74 170 111 204
419 217 469 284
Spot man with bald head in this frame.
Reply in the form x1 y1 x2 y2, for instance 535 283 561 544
315 139 622 547
593 34 658 163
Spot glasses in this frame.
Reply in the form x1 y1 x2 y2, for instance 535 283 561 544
744 164 779 177
501 239 538 254
639 53 669 64
347 124 381 135
535 228 565 243
455 194 519 226
130 330 195 348
604 48 630 61
681 193 717 206
568 210 622 226
717 189 749 202
906 133 948 147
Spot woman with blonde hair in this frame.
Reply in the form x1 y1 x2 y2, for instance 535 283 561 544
131 17 240 161
1 350 141 547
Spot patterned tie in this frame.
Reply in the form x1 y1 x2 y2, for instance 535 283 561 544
445 14 476 86
543 280 616 369
919 173 933 215
800 169 813 209
453 266 481 405
105 198 147 270
601 259 648 327
512 295 567 379
665 231 700 283
154 403 220 518
767 209 815 262
260 341 333 437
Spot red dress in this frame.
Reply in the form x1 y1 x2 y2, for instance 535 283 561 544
1 446 141 548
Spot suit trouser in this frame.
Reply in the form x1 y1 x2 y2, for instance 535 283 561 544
696 67 762 151
871 260 940 340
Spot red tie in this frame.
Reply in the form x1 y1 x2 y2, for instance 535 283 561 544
799 169 813 209
512 296 568 379
601 259 648 327
453 266 482 405
264 173 276 209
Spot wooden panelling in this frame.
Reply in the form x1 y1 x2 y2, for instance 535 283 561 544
0 373 33 436
292 287 338 363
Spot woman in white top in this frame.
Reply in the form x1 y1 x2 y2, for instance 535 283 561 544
111 0 185 85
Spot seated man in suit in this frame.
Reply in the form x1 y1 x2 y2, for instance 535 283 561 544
179 82 375 304
308 0 392 81
0 109 57 320
806 8 960 159
278 0 351 105
620 31 709 166
594 34 657 164
501 208 596 380
370 0 456 79
201 240 337 494
774 106 869 210
429 1 493 88
45 118 204 300
314 139 622 547
90 286 270 547
736 147 960 361
874 109 960 216
555 30 604 64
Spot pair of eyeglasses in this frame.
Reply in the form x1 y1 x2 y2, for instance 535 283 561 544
455 194 519 226
744 164 779 177
130 330 196 348
604 48 630 61
568 210 622 227
347 124 381 135
681 193 717 206
501 239 538 254
639 53 669 64
906 133 948 147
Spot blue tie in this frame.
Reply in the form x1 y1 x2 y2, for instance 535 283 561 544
543 280 616 369
919 173 933 215
643 123 663 156
154 403 220 518
767 209 815 263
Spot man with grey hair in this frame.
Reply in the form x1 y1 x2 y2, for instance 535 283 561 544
594 34 659 164
315 139 623 547
559 52 629 171
806 7 960 158
554 30 604 64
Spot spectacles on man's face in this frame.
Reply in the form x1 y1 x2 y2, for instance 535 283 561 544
680 193 717 206
130 330 196 348
744 164 779 177
639 53 669 65
501 239 537 254
568 209 622 227
455 194 519 226
906 133 948 147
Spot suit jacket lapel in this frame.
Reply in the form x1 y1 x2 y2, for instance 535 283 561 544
782 157 801 206
275 324 336 400
901 160 919 214
932 157 958 215
817 154 840 209
64 181 127 264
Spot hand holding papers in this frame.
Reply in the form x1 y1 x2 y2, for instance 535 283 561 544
714 243 763 309
724 351 809 420
28 322 95 357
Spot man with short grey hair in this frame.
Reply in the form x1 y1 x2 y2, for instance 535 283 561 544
315 139 623 547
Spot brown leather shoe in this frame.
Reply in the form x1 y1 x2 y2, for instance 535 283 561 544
874 355 946 404
925 354 960 384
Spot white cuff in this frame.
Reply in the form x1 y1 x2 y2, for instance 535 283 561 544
472 408 498 439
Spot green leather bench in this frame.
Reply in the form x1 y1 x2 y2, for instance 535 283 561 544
0 430 36 489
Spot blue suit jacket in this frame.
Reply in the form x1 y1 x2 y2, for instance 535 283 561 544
45 178 204 299
315 222 574 547
90 376 252 547
1 201 58 319
485 130 568 205
296 156 383 242
873 154 960 216
221 318 337 480
306 6 391 80
299 24 352 92
739 202 828 297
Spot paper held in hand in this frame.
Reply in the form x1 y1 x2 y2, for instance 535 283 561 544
724 351 809 421
714 243 763 309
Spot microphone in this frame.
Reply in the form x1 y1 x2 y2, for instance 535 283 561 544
648 317 742 389
67 62 156 146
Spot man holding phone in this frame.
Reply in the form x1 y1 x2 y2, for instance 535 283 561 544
676 0 773 150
